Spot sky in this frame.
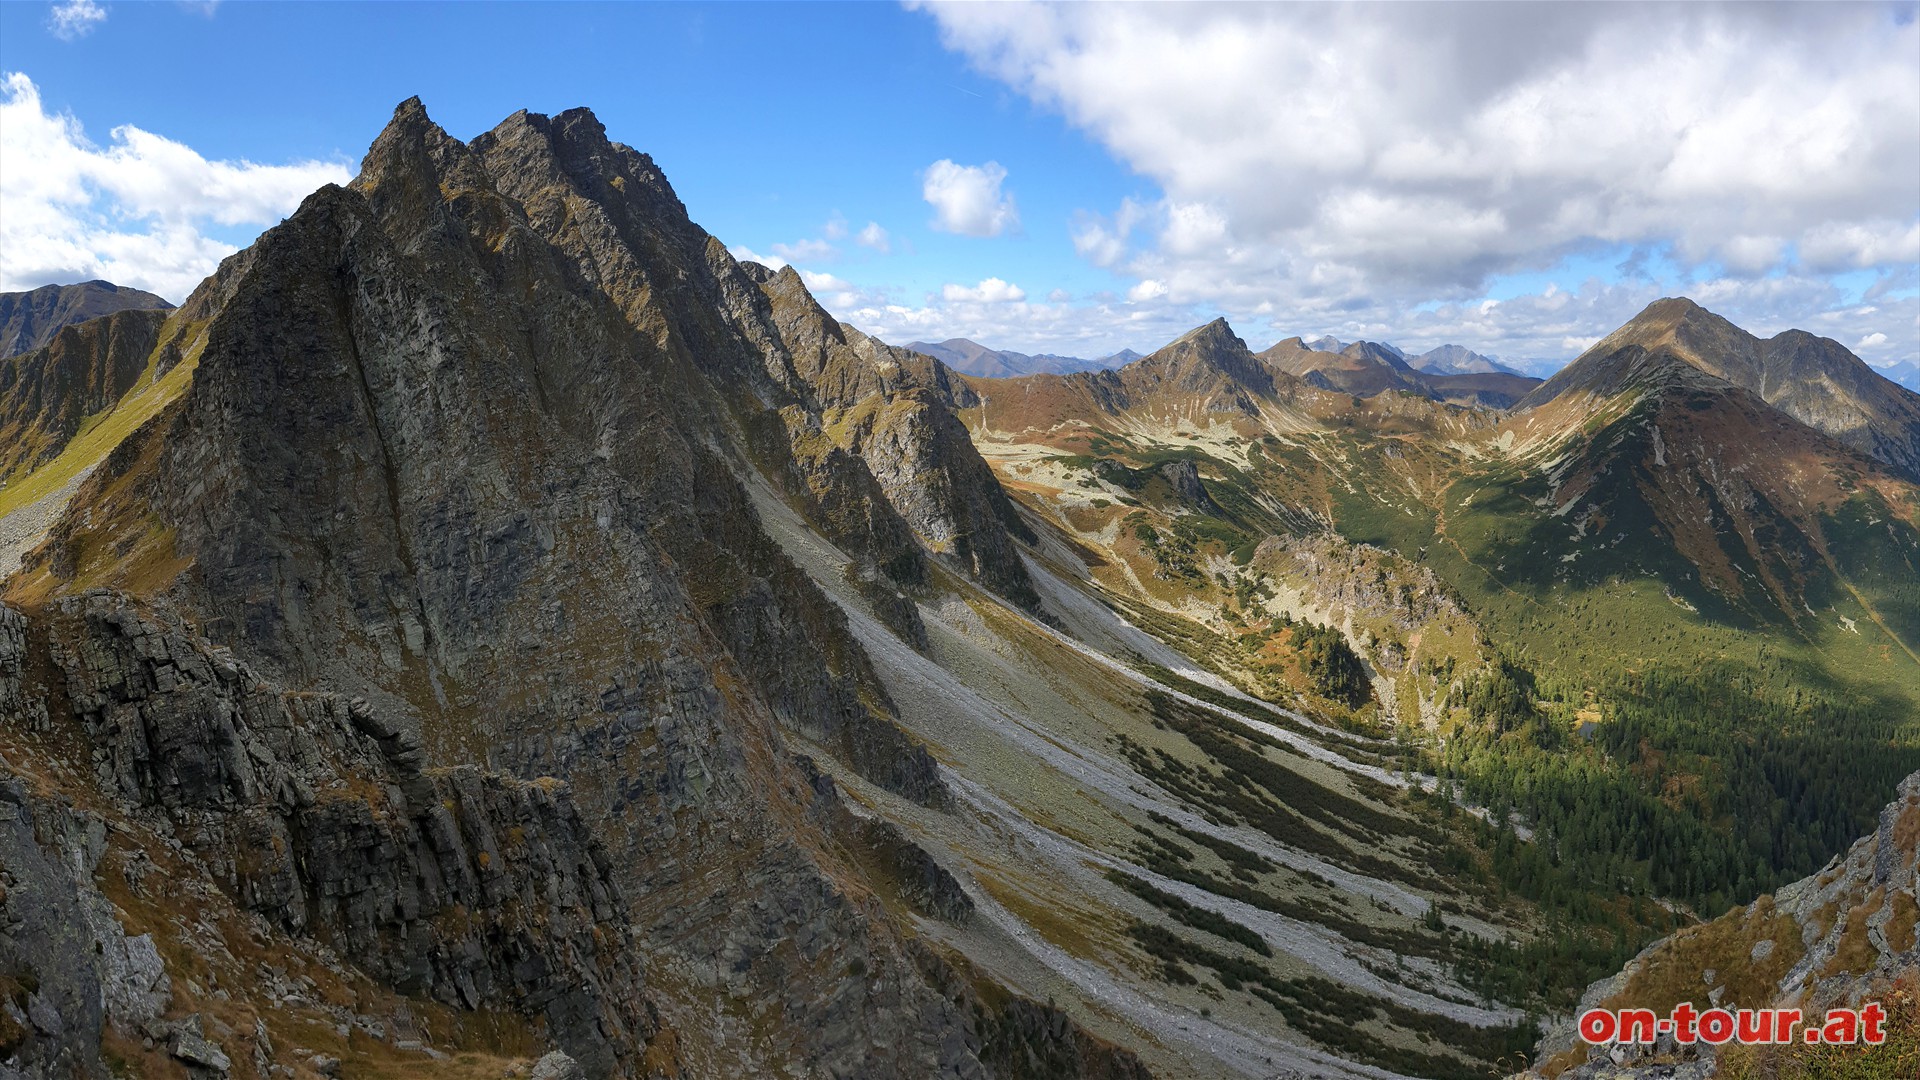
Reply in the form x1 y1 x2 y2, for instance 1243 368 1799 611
2 1 1916 379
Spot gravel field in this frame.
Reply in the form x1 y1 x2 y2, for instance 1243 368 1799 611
0 465 92 581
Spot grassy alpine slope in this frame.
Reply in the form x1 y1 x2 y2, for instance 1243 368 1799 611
944 306 1920 1041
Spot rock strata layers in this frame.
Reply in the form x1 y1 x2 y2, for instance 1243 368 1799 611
1 595 672 1077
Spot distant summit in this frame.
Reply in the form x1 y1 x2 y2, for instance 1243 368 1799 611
1520 296 1920 479
1298 336 1516 377
1261 334 1541 408
0 280 174 358
904 337 1138 377
1881 358 1920 393
1409 344 1519 376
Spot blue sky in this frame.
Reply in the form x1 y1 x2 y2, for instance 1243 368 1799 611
3 1 1917 378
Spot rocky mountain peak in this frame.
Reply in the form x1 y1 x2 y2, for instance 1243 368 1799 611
1178 315 1242 349
1593 296 1750 369
1522 297 1920 478
1341 339 1414 371
1136 316 1277 398
1412 343 1511 376
3 95 1107 1077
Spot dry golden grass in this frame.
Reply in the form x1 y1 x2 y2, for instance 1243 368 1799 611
1717 973 1920 1080
1602 895 1804 1014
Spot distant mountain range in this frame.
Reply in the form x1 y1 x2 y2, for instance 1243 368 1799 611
1261 337 1542 408
0 280 173 358
1878 358 1920 392
1409 343 1518 376
908 332 1531 385
903 337 1139 377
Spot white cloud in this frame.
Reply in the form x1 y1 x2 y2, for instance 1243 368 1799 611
801 268 880 310
856 221 891 252
922 159 1019 237
1800 220 1920 272
0 72 350 299
1858 331 1889 350
728 244 787 270
942 276 1026 303
917 1 1920 358
800 269 849 291
749 214 895 267
770 237 834 261
1161 201 1229 258
48 0 105 40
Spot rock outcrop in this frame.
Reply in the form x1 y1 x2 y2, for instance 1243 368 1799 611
747 262 1040 608
2 596 672 1077
1525 770 1920 1079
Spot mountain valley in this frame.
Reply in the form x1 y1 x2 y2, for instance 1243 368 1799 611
1 97 1916 1080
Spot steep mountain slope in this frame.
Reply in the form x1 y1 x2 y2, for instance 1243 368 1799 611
1521 297 1920 480
0 99 1586 1080
754 266 1040 608
1498 344 1920 631
0 99 1134 1080
0 281 175 359
0 307 173 484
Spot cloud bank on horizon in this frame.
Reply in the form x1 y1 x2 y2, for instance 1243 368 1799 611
846 0 1915 369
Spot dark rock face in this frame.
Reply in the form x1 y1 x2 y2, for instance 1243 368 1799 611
2 596 669 1077
0 307 171 480
9 100 1142 1079
749 264 1040 609
0 778 120 1080
0 281 174 360
912 948 1155 1080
